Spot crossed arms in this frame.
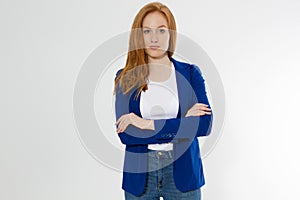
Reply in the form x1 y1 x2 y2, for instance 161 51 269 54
114 65 213 145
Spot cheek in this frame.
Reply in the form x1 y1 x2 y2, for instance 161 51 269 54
143 35 151 45
161 35 170 48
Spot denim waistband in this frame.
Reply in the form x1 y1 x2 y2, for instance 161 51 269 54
147 149 174 159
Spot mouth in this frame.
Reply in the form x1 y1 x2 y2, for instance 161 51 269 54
148 46 160 50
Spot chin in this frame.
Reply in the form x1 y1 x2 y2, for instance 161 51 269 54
146 50 167 59
148 54 164 58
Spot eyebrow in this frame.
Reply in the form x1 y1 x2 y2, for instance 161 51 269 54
142 25 168 28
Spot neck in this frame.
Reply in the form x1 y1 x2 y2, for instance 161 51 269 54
147 53 172 67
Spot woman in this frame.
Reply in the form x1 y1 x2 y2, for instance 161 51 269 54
113 2 213 200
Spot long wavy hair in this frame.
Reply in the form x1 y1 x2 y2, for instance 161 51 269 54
113 2 177 100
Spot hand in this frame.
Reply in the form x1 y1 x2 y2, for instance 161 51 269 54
185 103 212 117
115 113 154 134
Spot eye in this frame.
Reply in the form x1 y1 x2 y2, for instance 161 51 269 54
159 29 166 33
143 29 150 34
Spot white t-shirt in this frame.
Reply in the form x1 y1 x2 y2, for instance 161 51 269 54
140 63 179 151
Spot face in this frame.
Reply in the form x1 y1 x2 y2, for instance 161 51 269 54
142 11 170 59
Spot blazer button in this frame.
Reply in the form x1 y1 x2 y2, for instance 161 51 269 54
157 151 162 156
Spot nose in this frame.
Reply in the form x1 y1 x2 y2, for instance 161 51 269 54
150 32 158 43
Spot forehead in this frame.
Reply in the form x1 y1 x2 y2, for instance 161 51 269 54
142 11 168 28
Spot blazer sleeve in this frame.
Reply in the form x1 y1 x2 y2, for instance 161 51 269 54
153 64 213 140
114 65 213 146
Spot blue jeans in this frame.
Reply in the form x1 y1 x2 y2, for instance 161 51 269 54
124 149 201 200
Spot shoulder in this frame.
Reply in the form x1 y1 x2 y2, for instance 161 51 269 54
115 68 124 80
171 57 203 76
116 68 124 76
171 57 190 69
172 57 200 69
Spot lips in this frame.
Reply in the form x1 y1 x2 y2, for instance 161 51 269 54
149 46 160 50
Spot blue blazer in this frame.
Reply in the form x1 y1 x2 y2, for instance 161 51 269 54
114 57 213 196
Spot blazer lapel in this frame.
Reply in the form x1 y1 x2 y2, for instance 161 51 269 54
171 57 191 118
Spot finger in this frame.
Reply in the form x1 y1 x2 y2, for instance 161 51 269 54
195 104 208 109
118 118 129 133
196 103 208 107
189 110 204 117
117 119 124 133
115 116 122 125
192 110 211 116
199 107 211 111
116 118 124 132
118 124 128 134
115 118 121 125
117 127 122 134
117 124 123 133
116 114 128 125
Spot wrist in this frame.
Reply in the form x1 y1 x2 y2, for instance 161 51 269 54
143 119 155 130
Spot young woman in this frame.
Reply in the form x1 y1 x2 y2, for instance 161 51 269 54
113 2 213 200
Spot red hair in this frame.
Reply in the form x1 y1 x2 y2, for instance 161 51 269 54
113 2 177 100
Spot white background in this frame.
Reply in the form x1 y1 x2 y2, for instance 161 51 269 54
1 0 300 199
